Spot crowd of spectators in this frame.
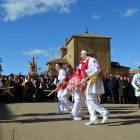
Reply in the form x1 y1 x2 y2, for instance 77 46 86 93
101 74 137 104
0 73 138 105
0 73 57 103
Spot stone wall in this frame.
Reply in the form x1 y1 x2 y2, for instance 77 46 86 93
47 63 68 76
60 48 67 58
111 68 130 76
73 37 111 75
67 38 75 70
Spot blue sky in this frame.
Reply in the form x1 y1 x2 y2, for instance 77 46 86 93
0 0 140 75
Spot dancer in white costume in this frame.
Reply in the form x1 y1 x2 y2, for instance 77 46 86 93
63 65 72 111
132 67 140 108
67 61 86 120
55 63 73 115
81 50 109 125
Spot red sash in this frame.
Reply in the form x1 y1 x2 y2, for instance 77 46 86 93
57 69 69 92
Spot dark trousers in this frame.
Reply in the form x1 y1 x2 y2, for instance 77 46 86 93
39 88 46 101
128 97 134 104
109 90 116 103
119 96 127 104
26 88 33 101
137 97 140 108
7 92 14 103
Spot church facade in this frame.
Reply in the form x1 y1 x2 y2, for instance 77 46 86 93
47 31 130 76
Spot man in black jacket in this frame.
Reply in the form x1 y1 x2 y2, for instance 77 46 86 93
107 74 117 104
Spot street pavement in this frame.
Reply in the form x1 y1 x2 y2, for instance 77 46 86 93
0 102 140 140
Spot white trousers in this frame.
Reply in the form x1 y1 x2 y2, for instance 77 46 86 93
57 90 73 113
86 93 108 121
63 94 71 109
61 94 73 109
58 98 64 113
71 91 86 117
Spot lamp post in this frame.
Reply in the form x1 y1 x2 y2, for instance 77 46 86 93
38 67 42 76
36 57 38 73
0 58 3 75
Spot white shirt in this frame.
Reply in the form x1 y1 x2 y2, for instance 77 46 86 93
25 77 34 83
54 78 57 85
58 69 67 84
85 57 101 77
132 73 140 89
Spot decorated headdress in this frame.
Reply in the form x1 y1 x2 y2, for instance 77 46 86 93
81 50 90 54
56 63 62 68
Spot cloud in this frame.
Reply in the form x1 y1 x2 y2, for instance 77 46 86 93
21 49 60 59
60 7 71 13
132 62 140 66
20 65 29 67
111 50 115 53
121 8 139 17
49 47 61 51
21 49 47 55
1 65 7 68
92 15 101 19
1 0 77 22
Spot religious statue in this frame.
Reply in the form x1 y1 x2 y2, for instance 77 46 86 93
29 57 37 74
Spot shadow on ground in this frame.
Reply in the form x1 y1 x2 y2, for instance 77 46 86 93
0 103 16 120
0 105 139 127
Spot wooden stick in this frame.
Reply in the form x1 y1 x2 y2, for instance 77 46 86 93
6 91 14 97
43 90 53 92
70 81 85 89
47 86 59 97
0 86 14 90
64 82 75 85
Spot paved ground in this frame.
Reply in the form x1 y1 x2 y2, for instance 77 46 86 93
0 102 140 140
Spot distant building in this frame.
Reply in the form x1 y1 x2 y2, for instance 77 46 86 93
47 59 69 75
129 69 138 75
46 30 131 77
111 62 130 76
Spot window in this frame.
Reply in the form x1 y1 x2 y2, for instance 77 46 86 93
116 72 122 76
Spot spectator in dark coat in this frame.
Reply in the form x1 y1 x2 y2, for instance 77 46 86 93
103 75 110 103
39 75 46 102
48 76 55 101
107 74 117 104
34 75 40 101
118 76 128 104
17 78 23 102
25 73 34 102
127 76 135 104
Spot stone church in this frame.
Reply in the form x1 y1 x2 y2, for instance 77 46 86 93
47 30 130 76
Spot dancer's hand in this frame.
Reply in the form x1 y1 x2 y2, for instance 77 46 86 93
57 83 61 87
83 77 90 82
137 88 140 91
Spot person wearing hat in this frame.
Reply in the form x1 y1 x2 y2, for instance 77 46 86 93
39 75 46 102
132 67 140 108
5 74 16 103
81 50 109 125
55 63 73 115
